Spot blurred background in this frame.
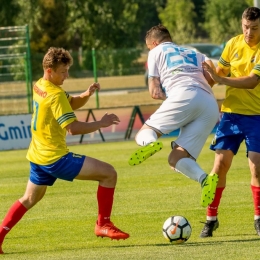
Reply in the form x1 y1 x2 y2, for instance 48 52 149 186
0 0 257 114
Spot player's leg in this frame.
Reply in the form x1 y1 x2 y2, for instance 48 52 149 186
0 181 47 254
128 124 163 166
245 116 260 235
128 90 201 166
248 152 260 235
200 149 233 237
75 156 129 240
168 88 219 207
200 113 244 237
169 142 219 208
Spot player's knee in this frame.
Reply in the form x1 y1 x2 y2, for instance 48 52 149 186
106 164 117 183
19 196 41 209
251 169 260 180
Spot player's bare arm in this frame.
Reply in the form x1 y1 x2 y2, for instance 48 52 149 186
202 60 216 87
148 76 166 100
202 61 259 89
70 82 100 110
66 112 120 135
215 66 230 77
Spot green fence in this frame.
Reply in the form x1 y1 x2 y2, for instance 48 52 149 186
0 25 33 114
0 27 146 115
30 47 145 80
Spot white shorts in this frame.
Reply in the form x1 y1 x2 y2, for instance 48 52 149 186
145 86 219 159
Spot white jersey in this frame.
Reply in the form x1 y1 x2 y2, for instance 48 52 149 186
147 42 214 97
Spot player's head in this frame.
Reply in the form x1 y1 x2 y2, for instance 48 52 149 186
145 24 172 50
242 7 260 21
241 7 260 46
43 47 73 71
42 47 73 85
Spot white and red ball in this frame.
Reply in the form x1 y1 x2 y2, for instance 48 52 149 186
162 215 192 244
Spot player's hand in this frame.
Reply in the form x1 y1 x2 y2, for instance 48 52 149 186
202 61 221 83
100 113 120 127
82 82 100 97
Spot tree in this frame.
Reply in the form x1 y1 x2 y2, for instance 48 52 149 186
67 0 165 50
0 0 21 26
204 0 250 44
0 0 170 77
137 0 167 42
29 0 71 53
191 0 208 38
158 0 197 44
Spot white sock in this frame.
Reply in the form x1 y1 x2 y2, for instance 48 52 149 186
206 216 217 221
175 158 207 184
254 215 260 220
135 128 157 146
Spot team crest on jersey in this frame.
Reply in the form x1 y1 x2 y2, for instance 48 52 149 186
234 53 239 59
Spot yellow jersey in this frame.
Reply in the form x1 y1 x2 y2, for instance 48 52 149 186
218 34 260 115
26 78 77 165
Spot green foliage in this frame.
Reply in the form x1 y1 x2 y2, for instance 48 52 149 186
67 0 166 50
137 0 167 41
192 0 208 38
1 0 259 81
203 0 250 43
158 0 197 44
81 48 143 77
0 136 260 259
246 0 254 5
0 0 21 26
30 0 71 53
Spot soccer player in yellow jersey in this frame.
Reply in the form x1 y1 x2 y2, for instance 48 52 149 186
0 47 129 254
199 7 260 237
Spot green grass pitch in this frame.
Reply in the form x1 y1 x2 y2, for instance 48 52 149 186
0 135 258 260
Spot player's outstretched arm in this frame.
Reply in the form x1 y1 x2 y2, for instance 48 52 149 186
69 82 100 110
66 112 120 135
202 61 259 89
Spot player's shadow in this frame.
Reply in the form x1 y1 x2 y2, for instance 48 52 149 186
107 236 260 248
4 236 260 254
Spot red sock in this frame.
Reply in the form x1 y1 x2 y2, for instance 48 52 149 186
0 200 27 245
251 185 260 216
97 185 115 226
207 187 225 217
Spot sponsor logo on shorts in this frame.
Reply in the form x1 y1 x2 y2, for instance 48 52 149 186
211 136 216 145
72 153 82 158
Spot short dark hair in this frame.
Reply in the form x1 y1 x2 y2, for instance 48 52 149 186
242 7 260 21
42 47 73 70
145 24 172 43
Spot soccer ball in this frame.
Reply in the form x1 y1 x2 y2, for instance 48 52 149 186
162 215 192 244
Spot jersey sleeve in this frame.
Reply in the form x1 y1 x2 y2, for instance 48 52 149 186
65 91 72 102
218 38 234 69
252 64 260 77
147 51 160 77
51 92 77 129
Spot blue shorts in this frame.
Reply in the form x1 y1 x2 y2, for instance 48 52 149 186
29 152 86 186
210 113 260 155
